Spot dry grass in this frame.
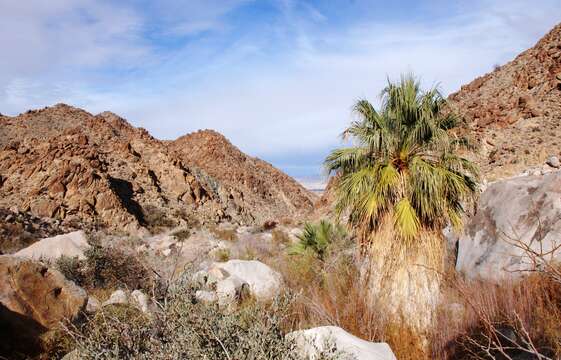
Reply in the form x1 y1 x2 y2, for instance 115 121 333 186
430 271 561 359
273 224 561 360
210 225 238 241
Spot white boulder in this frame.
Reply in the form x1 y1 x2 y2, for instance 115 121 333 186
195 290 218 304
14 230 90 261
102 290 128 307
131 290 151 313
288 326 396 360
85 296 101 314
213 260 283 300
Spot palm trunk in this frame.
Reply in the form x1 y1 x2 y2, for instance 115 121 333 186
362 219 444 332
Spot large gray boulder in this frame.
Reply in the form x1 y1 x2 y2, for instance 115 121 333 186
456 171 561 281
288 326 396 360
14 230 90 261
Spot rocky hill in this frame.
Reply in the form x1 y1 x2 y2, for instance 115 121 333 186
170 130 315 224
0 104 314 234
449 22 561 180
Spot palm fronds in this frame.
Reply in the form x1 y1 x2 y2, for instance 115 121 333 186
325 73 478 248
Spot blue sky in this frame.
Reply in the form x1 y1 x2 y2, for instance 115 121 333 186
1 1 560 182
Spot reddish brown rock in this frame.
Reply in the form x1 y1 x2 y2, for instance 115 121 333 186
170 130 316 224
0 255 87 357
0 104 315 232
449 23 561 179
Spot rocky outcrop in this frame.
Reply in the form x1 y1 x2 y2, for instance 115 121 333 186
0 255 87 357
456 171 561 281
14 230 90 261
170 130 316 224
449 23 561 180
0 104 315 233
288 326 397 360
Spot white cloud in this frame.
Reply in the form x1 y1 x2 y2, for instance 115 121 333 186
0 0 559 177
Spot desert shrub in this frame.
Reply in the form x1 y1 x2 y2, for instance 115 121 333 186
56 245 162 296
142 205 176 232
214 248 231 262
289 220 347 261
262 220 278 230
210 225 238 241
62 274 342 360
171 228 191 242
271 228 290 245
56 255 84 285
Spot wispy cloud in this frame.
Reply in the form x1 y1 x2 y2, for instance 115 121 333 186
0 0 559 177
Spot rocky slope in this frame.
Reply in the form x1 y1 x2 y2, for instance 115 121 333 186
449 22 561 180
0 104 314 234
170 130 315 224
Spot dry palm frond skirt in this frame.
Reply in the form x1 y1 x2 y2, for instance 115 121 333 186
360 216 445 332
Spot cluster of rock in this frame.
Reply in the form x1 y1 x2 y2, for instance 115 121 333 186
448 23 561 180
0 105 315 234
0 206 80 254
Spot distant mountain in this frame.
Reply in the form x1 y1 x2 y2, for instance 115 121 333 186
449 23 561 180
0 104 315 234
170 130 316 224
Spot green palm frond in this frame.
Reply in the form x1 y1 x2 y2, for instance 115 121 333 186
326 73 479 247
289 220 346 260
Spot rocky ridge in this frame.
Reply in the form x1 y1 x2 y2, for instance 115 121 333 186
0 104 314 234
170 130 315 223
449 23 561 180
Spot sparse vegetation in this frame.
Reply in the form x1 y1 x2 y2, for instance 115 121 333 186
59 273 343 360
271 228 291 246
56 245 161 296
210 225 238 241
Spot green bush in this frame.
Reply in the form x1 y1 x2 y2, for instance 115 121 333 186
289 220 347 261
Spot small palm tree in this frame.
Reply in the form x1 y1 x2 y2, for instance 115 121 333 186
324 74 478 333
325 74 477 249
290 220 346 261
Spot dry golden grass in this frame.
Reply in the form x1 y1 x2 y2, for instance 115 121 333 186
430 269 561 359
274 234 561 359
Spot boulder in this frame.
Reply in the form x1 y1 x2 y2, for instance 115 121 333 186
102 290 129 307
0 255 87 358
102 289 154 314
213 260 283 301
85 296 101 314
215 276 250 307
456 171 561 281
130 289 151 313
61 349 82 360
288 326 396 360
546 155 560 168
14 230 90 261
195 290 218 304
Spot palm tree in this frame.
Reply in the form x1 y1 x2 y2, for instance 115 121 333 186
325 74 478 331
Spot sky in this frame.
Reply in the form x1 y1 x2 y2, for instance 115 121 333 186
1 0 560 183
